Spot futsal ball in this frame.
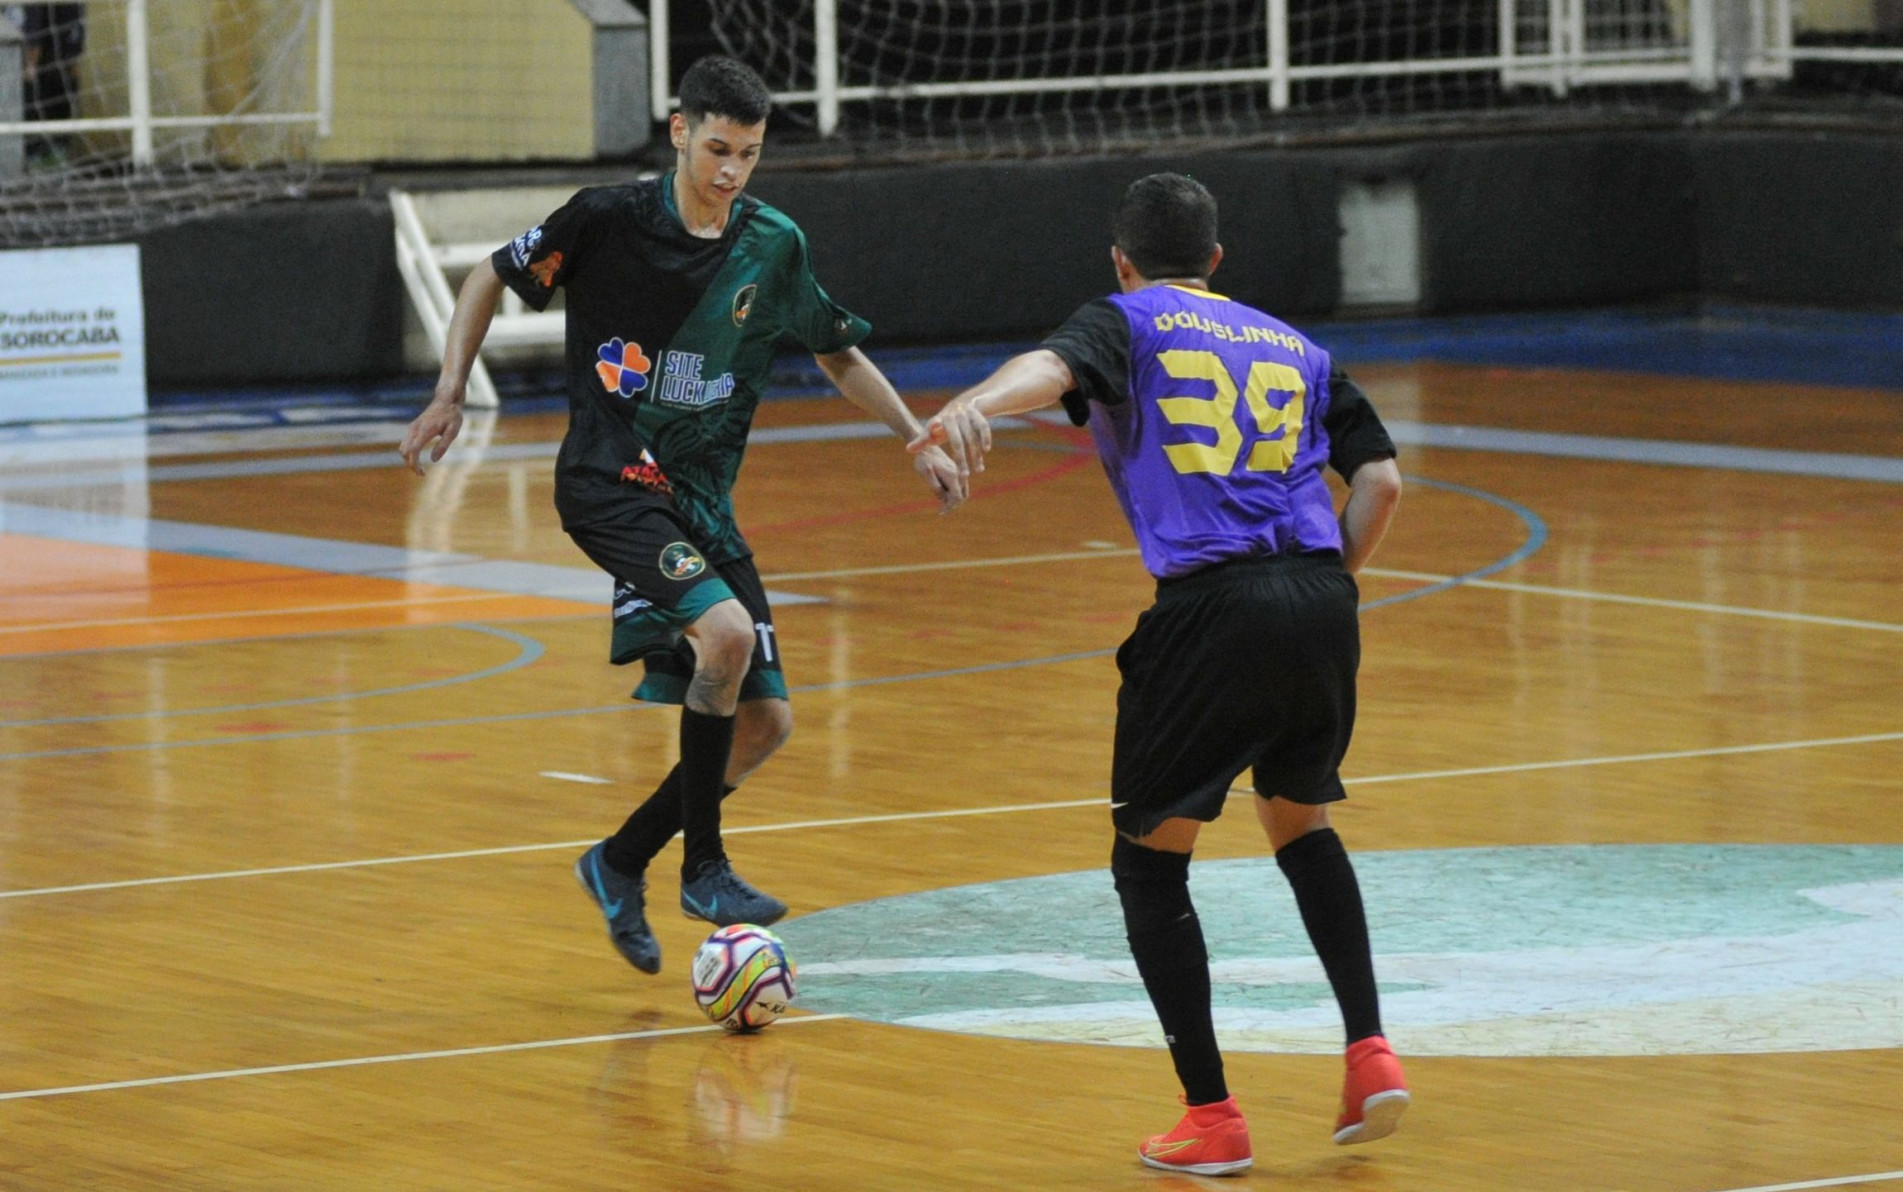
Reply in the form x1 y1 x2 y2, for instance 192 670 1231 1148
692 924 797 1032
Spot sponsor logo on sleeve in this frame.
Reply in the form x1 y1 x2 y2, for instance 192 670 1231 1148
508 226 543 268
731 283 758 326
596 338 653 398
658 542 708 581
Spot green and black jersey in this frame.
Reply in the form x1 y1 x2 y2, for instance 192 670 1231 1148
491 173 869 563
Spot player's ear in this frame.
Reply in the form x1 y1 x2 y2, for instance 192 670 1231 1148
670 112 689 151
1207 243 1224 279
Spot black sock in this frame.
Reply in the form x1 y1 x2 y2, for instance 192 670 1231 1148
602 768 742 877
678 708 738 880
1112 835 1227 1106
1275 826 1383 1044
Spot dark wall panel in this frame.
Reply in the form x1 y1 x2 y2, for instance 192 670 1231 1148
749 150 1339 344
1405 133 1699 313
139 198 406 386
1694 132 1903 307
140 131 1903 386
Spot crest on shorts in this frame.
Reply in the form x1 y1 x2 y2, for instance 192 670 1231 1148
659 542 707 581
732 283 758 326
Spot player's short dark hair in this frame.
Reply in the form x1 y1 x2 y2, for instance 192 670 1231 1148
678 56 772 127
1112 174 1219 280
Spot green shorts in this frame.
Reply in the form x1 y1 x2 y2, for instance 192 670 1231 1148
566 508 787 705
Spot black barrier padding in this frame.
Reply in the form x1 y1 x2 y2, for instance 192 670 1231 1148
748 151 1339 344
1695 132 1903 308
139 132 1903 386
139 197 406 386
1407 133 1699 314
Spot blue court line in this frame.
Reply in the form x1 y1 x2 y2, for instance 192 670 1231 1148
811 307 1903 394
0 500 823 608
1309 306 1903 391
1361 477 1549 611
0 474 1541 763
0 422 905 493
0 625 545 730
11 414 1897 497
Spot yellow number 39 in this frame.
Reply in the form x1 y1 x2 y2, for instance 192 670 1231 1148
1153 349 1306 476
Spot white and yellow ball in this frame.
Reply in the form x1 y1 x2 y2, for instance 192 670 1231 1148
692 924 796 1032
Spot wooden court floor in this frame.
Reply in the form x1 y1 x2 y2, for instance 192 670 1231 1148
1 362 1900 1190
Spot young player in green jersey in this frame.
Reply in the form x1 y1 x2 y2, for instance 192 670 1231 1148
400 56 963 975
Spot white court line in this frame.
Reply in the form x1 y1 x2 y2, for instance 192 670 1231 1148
766 553 1903 636
540 771 613 785
1714 1172 1903 1192
0 592 549 637
5 734 1900 903
1365 567 1903 634
0 798 1110 900
1340 729 1903 786
0 1014 848 1103
765 546 1140 582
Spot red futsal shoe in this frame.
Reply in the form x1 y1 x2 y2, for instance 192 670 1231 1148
1139 1095 1254 1176
1334 1035 1410 1145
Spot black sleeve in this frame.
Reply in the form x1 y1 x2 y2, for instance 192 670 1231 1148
1039 298 1132 427
488 188 606 313
1322 363 1398 481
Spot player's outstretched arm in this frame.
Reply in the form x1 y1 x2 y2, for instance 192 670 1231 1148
399 258 506 476
905 349 1074 482
815 346 966 509
1339 457 1402 574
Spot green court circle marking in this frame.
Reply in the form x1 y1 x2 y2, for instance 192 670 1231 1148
779 844 1903 1057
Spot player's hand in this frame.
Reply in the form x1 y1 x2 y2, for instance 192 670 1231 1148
912 444 967 511
399 395 464 476
905 398 992 481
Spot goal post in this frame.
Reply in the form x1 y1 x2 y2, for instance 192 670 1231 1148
0 0 332 248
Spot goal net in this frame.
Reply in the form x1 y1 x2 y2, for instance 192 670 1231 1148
705 0 1900 157
0 0 327 248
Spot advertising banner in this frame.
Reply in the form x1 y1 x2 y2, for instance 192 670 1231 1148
0 244 147 422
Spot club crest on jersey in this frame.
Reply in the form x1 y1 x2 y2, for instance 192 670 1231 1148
659 542 707 581
596 338 653 398
731 283 758 326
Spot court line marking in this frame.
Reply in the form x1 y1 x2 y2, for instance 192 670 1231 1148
1713 1172 1903 1192
0 591 539 637
766 547 1139 582
1365 567 1903 634
0 625 546 728
0 1014 849 1104
5 731 1898 902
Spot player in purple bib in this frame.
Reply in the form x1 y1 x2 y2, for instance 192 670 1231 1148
912 174 1408 1175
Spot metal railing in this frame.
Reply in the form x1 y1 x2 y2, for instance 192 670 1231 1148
651 0 1900 134
0 0 333 168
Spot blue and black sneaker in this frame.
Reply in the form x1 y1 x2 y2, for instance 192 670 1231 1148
575 841 661 974
679 858 788 927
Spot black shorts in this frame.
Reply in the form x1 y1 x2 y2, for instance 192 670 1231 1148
1110 553 1360 838
566 507 787 705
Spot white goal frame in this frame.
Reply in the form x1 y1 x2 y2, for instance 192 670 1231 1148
0 0 334 167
